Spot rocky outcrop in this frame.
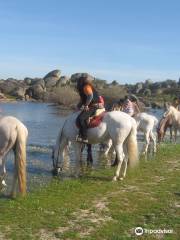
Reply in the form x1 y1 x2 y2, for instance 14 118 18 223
0 69 179 108
44 70 61 88
70 73 94 84
56 76 70 86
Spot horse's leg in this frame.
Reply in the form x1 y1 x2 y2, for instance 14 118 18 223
174 127 177 143
170 126 173 141
150 131 156 153
87 144 93 166
72 142 82 177
113 144 124 181
54 138 68 175
119 151 127 180
111 154 118 167
104 139 113 156
0 156 7 189
143 131 150 155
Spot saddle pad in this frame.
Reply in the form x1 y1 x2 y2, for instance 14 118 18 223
76 111 106 129
88 111 106 128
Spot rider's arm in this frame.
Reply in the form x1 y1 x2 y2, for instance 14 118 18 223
83 85 93 106
85 94 93 106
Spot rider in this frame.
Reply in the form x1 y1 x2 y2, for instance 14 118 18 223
123 96 134 116
122 95 140 117
76 74 104 143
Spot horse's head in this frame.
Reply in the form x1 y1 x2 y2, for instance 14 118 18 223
157 127 165 143
163 105 176 118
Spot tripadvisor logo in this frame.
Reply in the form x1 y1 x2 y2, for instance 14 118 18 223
135 227 144 236
134 226 173 236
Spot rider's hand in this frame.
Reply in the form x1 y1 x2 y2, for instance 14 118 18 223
84 105 89 111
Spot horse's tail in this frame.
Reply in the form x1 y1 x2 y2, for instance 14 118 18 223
127 120 139 168
15 123 28 196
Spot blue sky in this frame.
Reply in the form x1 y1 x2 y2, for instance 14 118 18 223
0 0 180 83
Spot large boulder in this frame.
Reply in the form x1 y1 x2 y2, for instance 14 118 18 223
44 70 61 88
56 76 70 87
32 84 45 99
70 73 94 84
0 79 24 95
11 86 26 100
44 77 59 88
44 69 61 79
31 78 45 88
24 77 32 85
25 84 45 100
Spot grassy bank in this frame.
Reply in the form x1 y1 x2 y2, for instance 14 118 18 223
0 144 179 240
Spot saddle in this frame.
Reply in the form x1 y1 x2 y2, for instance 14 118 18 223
76 108 106 129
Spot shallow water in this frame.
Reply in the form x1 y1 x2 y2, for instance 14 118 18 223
0 102 165 193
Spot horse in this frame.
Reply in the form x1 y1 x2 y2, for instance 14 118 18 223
0 116 28 197
134 112 158 154
52 111 139 181
101 112 158 158
163 106 180 141
157 115 173 142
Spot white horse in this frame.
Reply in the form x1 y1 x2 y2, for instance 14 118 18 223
164 106 180 141
134 112 158 154
53 111 138 181
101 112 158 156
0 116 28 197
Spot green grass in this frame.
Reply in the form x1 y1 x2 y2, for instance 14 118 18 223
0 144 179 240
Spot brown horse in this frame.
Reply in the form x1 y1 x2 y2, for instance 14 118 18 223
157 115 173 142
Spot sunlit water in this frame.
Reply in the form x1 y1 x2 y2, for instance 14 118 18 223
0 102 165 193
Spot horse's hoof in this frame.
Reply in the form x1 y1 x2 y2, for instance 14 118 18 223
112 176 117 182
51 168 61 176
142 151 147 155
2 180 7 187
119 177 124 181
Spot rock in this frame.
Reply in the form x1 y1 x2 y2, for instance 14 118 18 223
24 77 33 85
0 80 23 95
0 92 6 99
11 87 26 100
44 77 59 88
31 84 45 100
44 69 61 79
56 76 70 87
25 81 45 100
31 78 45 88
70 73 94 83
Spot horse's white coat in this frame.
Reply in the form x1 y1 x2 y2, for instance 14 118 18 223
0 116 28 197
134 112 158 154
53 111 139 181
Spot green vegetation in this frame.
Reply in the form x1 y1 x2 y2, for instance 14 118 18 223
0 144 179 240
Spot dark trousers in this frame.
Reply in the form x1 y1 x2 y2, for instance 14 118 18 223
77 108 96 138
